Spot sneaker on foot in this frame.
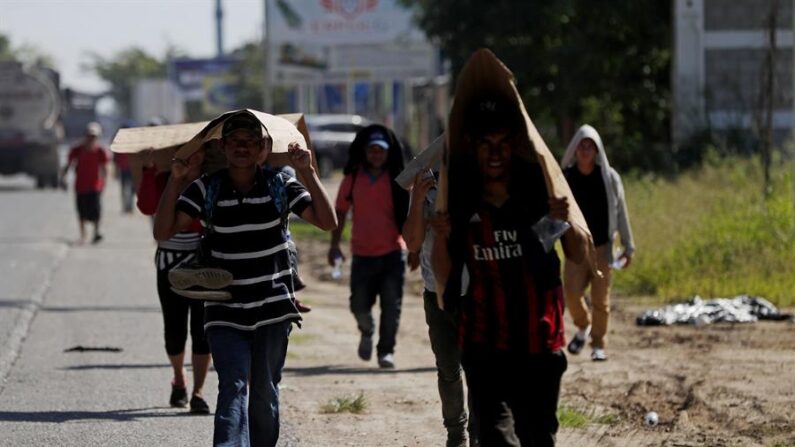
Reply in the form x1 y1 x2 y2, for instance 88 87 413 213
91 234 104 244
171 287 232 301
567 327 590 355
378 353 395 368
170 385 188 408
189 394 210 414
358 335 373 361
168 265 233 290
591 348 607 361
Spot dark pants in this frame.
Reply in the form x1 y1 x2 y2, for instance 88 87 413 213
156 265 209 355
349 250 404 357
424 290 476 447
76 191 101 222
206 321 291 447
462 349 567 447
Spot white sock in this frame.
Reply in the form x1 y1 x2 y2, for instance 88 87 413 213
576 326 591 340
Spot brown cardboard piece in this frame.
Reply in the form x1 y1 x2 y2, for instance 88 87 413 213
437 48 599 296
110 109 316 188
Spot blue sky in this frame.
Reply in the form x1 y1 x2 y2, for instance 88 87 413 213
1 0 263 93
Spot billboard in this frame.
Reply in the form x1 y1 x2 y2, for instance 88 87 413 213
268 0 423 45
267 0 433 83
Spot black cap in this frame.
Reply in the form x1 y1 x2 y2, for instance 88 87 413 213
463 95 520 137
222 112 263 138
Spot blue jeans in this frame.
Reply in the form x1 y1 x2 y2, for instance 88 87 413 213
349 250 405 357
206 321 292 447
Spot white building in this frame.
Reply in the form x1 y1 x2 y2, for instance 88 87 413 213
673 0 793 147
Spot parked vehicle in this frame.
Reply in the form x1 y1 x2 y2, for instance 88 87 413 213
0 62 63 188
305 114 372 177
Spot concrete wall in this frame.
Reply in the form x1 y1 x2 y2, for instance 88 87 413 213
673 0 794 147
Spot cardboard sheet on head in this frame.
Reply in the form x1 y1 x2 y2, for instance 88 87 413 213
110 109 316 186
439 48 597 272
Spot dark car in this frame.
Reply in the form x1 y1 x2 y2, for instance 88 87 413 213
305 114 372 177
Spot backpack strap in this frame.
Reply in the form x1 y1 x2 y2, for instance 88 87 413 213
203 176 222 234
265 168 290 229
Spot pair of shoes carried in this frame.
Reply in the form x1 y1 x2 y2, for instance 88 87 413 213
591 348 608 361
171 287 232 301
169 263 234 301
170 384 188 408
189 394 211 414
567 326 590 355
378 353 395 369
358 335 373 361
169 265 233 290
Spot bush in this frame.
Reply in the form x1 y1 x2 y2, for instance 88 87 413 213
613 156 795 307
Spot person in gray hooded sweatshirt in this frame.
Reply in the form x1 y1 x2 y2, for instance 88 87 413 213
560 125 635 361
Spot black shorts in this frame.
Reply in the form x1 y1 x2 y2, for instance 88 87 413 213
76 192 101 222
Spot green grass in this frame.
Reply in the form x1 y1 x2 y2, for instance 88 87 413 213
289 333 314 345
320 392 367 414
557 406 619 428
289 220 350 242
557 407 590 428
613 156 795 307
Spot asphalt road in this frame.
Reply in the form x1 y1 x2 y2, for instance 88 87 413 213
0 175 300 446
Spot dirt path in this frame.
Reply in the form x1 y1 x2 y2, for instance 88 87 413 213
282 238 795 447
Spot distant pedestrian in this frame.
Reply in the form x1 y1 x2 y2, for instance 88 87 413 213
432 49 592 446
136 148 212 414
403 168 477 447
328 125 409 369
560 125 635 361
60 122 109 244
114 152 134 213
154 111 337 447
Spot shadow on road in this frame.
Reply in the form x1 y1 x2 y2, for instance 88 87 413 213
42 305 160 313
0 407 210 423
284 364 435 376
61 363 211 371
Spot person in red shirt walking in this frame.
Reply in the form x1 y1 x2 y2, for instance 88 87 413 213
60 122 109 244
328 125 409 369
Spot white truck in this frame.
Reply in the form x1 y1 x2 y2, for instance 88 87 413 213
0 61 63 188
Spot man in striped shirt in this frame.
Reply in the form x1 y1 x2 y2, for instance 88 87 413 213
154 112 337 447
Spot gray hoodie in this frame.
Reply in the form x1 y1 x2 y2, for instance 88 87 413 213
561 125 635 263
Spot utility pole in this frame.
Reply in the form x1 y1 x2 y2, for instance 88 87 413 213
215 0 224 58
261 0 273 112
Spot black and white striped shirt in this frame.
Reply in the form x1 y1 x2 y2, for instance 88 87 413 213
176 168 312 331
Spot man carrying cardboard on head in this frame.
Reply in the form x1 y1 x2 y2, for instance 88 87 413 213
432 49 594 447
154 111 336 447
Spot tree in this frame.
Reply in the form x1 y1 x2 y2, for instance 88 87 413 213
0 34 14 61
400 0 672 171
84 47 166 117
0 33 56 68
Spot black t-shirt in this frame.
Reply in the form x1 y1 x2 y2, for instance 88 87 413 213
564 166 609 246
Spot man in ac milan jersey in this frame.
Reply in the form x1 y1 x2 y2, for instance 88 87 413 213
433 94 587 446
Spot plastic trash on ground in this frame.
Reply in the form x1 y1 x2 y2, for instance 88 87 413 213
636 295 794 326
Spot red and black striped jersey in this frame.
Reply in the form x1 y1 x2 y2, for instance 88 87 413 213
448 182 566 354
